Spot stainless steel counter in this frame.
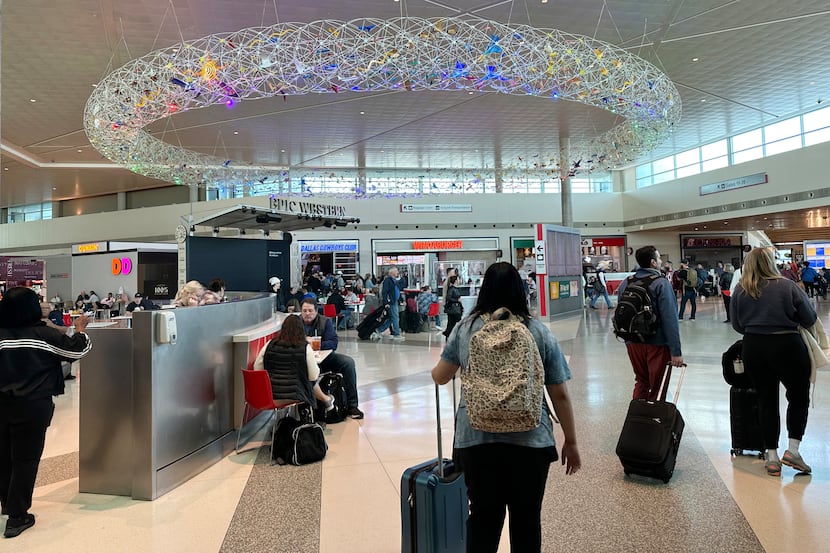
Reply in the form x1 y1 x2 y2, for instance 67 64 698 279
79 293 275 500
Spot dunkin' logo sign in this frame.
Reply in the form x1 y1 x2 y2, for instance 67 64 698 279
111 257 133 275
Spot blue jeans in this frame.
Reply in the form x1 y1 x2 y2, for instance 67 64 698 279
336 310 352 330
590 288 612 308
376 304 401 336
679 289 697 319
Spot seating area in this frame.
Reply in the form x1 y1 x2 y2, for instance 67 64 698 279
236 369 304 460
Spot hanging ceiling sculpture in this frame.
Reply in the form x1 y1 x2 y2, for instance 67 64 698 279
84 17 681 190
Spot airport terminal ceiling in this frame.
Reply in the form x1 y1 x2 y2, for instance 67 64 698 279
2 0 830 238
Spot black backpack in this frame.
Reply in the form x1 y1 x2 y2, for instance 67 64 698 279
316 372 348 423
613 274 661 342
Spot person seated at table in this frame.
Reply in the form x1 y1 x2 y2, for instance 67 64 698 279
300 298 364 419
252 314 334 411
417 285 441 330
173 281 205 307
326 288 353 330
199 280 223 305
41 302 65 329
207 278 226 303
285 298 301 313
99 292 115 311
88 291 100 308
126 292 159 312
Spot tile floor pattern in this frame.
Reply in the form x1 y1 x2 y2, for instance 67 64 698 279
10 298 830 552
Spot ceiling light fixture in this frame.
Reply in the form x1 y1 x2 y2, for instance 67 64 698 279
691 57 699 62
29 98 37 103
84 17 680 189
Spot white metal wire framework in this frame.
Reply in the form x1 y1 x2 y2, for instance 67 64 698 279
84 17 681 190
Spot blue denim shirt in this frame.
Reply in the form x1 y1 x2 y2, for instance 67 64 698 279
440 315 571 449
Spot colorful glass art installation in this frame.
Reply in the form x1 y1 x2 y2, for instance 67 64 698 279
84 17 681 191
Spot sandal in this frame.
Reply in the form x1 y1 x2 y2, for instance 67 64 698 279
765 460 782 477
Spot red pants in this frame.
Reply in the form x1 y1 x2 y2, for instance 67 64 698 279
626 343 672 401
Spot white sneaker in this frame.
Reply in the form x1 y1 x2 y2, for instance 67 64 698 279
391 334 406 341
435 325 444 330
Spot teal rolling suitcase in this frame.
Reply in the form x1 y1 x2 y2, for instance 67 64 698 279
400 380 467 553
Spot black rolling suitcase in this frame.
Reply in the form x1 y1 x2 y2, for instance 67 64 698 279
357 305 388 340
729 387 765 457
401 379 467 553
722 340 764 457
616 365 686 483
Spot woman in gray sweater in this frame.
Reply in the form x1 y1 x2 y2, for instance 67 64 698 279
731 248 817 477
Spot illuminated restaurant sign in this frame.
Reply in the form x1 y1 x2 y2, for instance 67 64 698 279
683 237 735 248
412 240 463 250
111 257 133 275
300 241 358 253
72 241 108 254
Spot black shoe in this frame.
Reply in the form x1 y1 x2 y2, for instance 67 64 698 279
347 406 364 420
4 513 35 538
723 320 731 323
64 374 76 381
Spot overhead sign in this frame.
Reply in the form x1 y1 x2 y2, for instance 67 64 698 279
590 237 626 247
269 197 346 217
400 204 472 213
412 240 464 250
683 237 736 248
300 241 359 253
699 172 767 196
72 241 108 254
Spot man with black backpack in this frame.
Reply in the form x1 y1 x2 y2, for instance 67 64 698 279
614 246 684 401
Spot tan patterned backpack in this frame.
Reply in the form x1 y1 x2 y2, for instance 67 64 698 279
463 307 544 433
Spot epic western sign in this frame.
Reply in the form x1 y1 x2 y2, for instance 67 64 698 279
269 198 346 217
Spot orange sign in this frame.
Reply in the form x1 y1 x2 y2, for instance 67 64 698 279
78 243 101 253
412 240 463 250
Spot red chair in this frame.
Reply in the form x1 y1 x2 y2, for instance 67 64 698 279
236 369 302 459
322 303 345 331
427 302 441 329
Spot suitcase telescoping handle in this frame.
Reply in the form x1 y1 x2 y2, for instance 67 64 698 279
435 376 458 479
658 363 687 403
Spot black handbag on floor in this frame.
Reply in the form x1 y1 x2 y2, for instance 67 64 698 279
273 416 327 465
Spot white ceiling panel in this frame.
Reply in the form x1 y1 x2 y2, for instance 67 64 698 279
2 0 830 224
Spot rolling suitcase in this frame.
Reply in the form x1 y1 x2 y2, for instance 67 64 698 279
356 305 388 340
729 387 765 457
721 339 764 457
401 379 467 553
616 364 686 483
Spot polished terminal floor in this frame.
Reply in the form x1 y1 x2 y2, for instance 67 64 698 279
16 297 830 552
